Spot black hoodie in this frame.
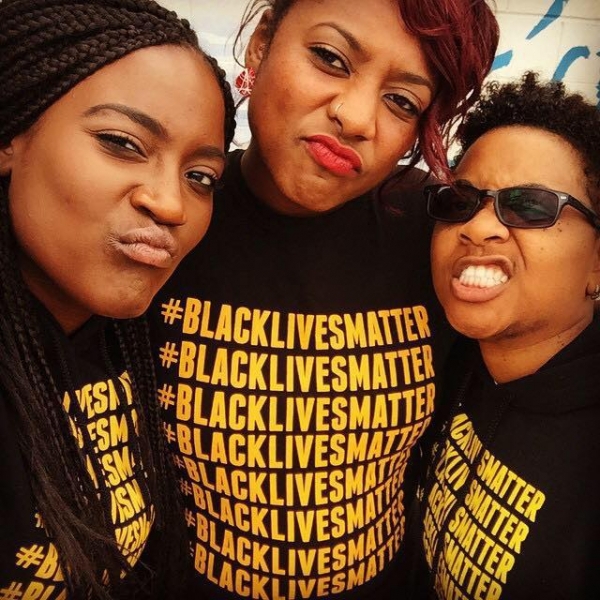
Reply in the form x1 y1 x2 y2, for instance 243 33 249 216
416 317 600 600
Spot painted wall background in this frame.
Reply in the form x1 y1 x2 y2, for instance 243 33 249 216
160 0 600 149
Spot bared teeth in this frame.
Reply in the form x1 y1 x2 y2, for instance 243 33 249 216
459 265 508 288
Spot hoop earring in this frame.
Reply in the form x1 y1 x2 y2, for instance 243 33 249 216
235 66 256 98
590 284 600 301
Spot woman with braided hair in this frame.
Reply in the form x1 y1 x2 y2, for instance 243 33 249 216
0 0 235 597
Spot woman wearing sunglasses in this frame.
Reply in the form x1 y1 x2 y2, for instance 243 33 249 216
415 71 600 599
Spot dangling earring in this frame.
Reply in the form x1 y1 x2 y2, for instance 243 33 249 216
590 284 600 301
235 66 256 98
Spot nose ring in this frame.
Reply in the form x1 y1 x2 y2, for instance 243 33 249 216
334 102 344 119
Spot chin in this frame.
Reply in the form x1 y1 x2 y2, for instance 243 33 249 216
95 293 154 321
446 309 507 342
450 322 494 341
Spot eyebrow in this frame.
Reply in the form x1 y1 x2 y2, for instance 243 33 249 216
190 145 227 163
316 22 435 94
455 179 554 190
84 103 169 138
84 103 226 161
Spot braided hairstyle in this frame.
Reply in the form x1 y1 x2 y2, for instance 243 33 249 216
0 0 235 597
0 0 236 149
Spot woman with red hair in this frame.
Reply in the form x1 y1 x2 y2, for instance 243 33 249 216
149 1 499 597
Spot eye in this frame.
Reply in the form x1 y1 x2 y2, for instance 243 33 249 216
506 191 552 220
451 186 479 211
96 132 144 156
384 93 421 118
185 170 218 195
309 45 349 74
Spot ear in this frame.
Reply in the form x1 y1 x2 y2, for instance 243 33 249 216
245 9 274 71
593 234 600 272
0 144 14 176
585 235 600 297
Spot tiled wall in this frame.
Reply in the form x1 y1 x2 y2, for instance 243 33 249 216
492 0 600 103
161 0 600 147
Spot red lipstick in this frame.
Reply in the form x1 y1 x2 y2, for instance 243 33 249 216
305 135 362 176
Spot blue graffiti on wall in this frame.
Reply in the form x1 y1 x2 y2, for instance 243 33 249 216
491 0 600 107
553 46 591 80
526 0 567 39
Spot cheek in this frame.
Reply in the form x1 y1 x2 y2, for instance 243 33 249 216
430 229 454 273
524 235 593 287
430 229 458 302
9 186 57 257
10 139 88 225
180 200 213 254
249 76 296 143
372 122 418 175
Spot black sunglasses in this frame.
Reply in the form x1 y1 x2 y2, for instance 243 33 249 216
425 184 600 230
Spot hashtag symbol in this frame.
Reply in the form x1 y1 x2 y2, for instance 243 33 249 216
180 479 193 496
159 342 179 369
0 583 23 600
161 298 184 325
16 544 45 568
173 455 186 469
157 384 176 410
184 509 196 527
163 423 177 444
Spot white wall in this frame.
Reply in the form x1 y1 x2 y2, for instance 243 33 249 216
161 0 600 148
492 0 600 103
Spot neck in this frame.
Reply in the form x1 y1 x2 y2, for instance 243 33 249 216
240 143 279 210
241 143 317 217
479 316 592 383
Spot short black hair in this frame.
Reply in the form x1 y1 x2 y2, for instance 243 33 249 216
455 71 600 212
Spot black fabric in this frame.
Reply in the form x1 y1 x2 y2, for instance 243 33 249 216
415 317 600 599
0 302 154 597
149 151 454 600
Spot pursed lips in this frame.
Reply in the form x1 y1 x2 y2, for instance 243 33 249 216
305 134 363 176
112 226 178 268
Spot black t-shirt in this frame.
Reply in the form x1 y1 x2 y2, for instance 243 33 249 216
0 305 154 597
416 318 600 600
149 151 454 600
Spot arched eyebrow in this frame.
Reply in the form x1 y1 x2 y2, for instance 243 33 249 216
83 102 226 161
315 21 435 94
84 103 168 139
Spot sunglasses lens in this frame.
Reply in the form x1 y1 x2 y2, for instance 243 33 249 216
427 186 478 222
497 189 558 228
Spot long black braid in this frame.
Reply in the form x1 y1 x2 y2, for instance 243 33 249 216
0 0 236 597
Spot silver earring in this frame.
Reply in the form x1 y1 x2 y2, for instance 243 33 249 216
591 284 600 301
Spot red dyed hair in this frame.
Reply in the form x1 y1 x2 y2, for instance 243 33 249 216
400 0 499 179
236 0 499 179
